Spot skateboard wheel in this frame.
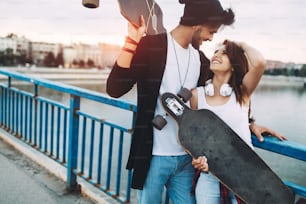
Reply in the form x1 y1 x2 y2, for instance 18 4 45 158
177 87 192 102
152 115 167 130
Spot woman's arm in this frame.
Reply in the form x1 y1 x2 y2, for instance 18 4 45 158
250 122 287 142
238 42 266 95
190 88 199 110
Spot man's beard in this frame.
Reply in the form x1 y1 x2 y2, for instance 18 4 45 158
191 38 200 50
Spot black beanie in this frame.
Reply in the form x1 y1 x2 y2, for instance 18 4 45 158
179 0 234 26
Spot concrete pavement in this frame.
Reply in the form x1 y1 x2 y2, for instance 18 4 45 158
0 131 120 204
0 137 95 204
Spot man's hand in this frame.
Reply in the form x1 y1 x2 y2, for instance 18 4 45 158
250 122 287 142
128 15 146 43
192 156 209 172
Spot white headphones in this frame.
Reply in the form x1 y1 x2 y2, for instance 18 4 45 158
204 79 233 97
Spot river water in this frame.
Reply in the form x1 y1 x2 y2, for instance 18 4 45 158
249 76 306 190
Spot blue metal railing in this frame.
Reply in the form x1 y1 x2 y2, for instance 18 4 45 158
0 68 136 203
0 68 306 203
252 135 306 197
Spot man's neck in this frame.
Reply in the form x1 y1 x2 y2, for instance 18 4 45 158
170 25 194 49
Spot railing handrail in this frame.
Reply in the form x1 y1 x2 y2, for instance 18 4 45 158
252 135 306 162
0 68 137 112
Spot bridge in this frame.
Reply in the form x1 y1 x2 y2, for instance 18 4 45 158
0 68 306 203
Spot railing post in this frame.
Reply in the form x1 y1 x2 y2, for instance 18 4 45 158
0 86 3 126
7 77 11 131
33 84 38 147
67 94 80 191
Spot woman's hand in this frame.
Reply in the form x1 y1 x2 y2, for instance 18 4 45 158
192 156 209 172
250 122 287 142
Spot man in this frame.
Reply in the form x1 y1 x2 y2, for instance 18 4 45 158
107 0 235 203
106 0 285 203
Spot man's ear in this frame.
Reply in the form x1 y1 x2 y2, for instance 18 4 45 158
192 25 201 31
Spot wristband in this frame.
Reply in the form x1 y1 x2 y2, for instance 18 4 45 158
122 47 136 55
249 117 255 124
125 36 138 45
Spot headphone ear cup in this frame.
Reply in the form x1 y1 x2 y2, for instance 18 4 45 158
220 83 233 97
204 83 214 96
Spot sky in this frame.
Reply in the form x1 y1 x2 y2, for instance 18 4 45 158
0 0 305 63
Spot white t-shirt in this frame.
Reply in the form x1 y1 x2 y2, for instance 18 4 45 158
152 33 201 155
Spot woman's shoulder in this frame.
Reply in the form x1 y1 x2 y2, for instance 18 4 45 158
190 86 205 109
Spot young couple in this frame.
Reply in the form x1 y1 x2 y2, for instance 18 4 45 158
107 0 286 203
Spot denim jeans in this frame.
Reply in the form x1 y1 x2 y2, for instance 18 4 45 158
195 172 238 204
137 155 195 204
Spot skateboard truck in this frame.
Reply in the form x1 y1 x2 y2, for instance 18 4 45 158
152 88 192 130
152 114 168 130
177 87 192 103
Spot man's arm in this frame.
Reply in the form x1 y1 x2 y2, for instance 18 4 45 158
106 16 146 98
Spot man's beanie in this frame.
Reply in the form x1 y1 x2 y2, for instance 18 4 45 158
179 0 235 26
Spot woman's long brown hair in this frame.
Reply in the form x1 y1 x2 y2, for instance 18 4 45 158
204 40 249 105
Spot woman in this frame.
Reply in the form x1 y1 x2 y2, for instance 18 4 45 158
190 40 268 203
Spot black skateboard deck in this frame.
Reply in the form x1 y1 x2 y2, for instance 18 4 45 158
161 92 295 204
117 0 166 35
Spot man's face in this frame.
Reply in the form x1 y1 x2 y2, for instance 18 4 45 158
192 25 220 50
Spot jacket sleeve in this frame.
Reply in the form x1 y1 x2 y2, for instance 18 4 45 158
106 36 149 98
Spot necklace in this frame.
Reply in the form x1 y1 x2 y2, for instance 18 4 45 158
145 0 157 34
171 34 191 88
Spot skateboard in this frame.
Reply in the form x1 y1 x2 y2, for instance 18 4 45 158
117 0 166 35
82 0 167 35
160 92 295 204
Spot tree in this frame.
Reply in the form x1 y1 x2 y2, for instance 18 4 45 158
17 52 27 65
43 52 56 67
87 58 95 67
6 33 17 38
79 60 85 68
299 64 306 77
0 51 4 65
2 48 15 66
55 52 64 67
72 59 78 67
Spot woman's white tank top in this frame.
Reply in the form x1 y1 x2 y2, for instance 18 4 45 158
197 86 253 148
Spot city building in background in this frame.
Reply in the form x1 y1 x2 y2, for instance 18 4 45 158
0 33 304 73
0 33 120 69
